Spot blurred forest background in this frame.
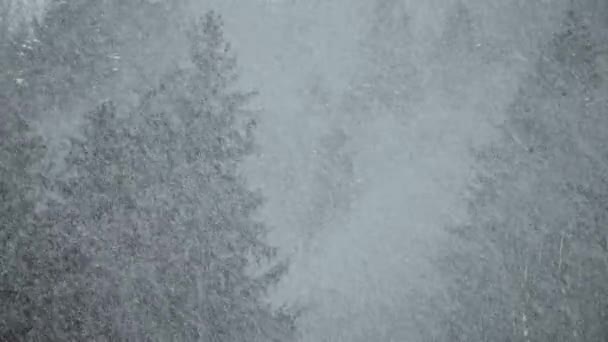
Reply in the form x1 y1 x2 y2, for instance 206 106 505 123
1 0 607 341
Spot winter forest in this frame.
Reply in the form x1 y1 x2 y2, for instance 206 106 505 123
1 0 607 341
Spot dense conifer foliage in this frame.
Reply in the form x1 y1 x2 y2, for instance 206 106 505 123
1 2 295 341
438 9 608 342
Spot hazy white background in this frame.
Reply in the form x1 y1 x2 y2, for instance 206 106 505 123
194 1 573 340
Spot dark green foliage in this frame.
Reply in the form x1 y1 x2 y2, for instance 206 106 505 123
438 8 608 342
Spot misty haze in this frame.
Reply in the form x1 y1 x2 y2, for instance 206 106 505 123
1 0 607 341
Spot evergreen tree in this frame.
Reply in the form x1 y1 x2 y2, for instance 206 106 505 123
0 12 48 342
1 3 295 341
4 0 180 125
120 13 295 340
0 82 46 342
46 12 295 341
0 0 172 337
438 8 608 341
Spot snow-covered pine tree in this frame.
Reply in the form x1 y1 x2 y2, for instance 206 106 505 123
438 8 608 341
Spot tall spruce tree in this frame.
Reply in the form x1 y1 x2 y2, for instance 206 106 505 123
122 13 295 340
0 11 48 342
0 1 174 338
438 8 608 342
2 3 295 341
46 11 295 341
0 70 47 342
